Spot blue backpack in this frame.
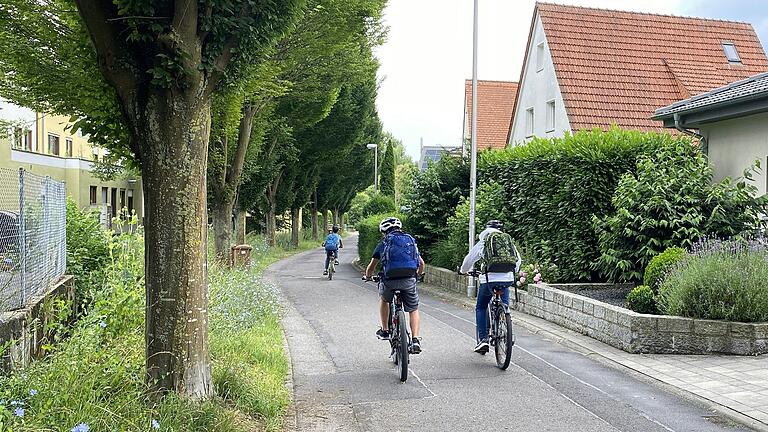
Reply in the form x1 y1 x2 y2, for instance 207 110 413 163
382 231 419 278
324 233 340 251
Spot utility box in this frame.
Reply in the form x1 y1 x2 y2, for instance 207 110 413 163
230 244 253 267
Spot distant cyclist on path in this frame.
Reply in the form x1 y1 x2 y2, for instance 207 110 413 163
460 220 521 354
323 225 343 275
364 217 425 354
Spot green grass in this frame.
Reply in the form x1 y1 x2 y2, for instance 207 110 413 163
0 227 320 432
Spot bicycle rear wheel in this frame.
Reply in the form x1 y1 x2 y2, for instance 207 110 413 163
494 306 514 370
327 261 334 280
397 309 409 382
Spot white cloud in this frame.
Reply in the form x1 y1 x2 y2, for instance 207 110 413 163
376 0 686 159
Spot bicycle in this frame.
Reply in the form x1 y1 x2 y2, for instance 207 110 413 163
465 270 515 370
363 275 410 382
326 250 336 280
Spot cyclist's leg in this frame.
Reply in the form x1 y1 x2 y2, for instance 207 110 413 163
379 282 394 331
475 283 493 341
324 251 331 270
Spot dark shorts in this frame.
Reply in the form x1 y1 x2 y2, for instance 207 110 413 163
379 277 419 312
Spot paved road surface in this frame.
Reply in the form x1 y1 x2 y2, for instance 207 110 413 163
272 236 752 432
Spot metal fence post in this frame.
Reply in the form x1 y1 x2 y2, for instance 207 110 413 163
18 168 26 307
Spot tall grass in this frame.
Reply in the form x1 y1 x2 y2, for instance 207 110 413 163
0 220 314 431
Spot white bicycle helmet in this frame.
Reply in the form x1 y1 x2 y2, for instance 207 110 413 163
379 217 402 233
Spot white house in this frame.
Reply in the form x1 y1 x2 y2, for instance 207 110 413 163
508 3 768 145
653 72 768 196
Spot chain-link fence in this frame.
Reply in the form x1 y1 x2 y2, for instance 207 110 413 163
0 168 66 312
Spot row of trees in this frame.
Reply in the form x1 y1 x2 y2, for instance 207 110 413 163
0 0 386 399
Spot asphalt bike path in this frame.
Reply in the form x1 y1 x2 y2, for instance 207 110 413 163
271 235 753 432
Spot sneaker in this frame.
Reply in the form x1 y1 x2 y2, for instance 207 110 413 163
411 337 422 354
334 260 339 265
474 339 489 355
323 270 328 275
376 328 391 340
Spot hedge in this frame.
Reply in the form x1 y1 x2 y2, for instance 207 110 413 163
479 128 680 281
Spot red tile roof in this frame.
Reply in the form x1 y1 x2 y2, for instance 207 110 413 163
465 80 518 149
518 2 768 133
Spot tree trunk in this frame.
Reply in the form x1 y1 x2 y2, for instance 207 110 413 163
139 90 212 399
291 207 300 248
211 200 233 264
321 209 328 235
311 190 319 240
339 211 345 231
332 208 340 225
266 173 281 247
235 209 246 245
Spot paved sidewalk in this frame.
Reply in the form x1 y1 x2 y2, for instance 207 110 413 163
417 282 768 431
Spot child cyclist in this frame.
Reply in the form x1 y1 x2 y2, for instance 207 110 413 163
322 225 343 275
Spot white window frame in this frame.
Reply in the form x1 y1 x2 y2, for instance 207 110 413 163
525 107 535 138
47 133 60 156
722 42 741 63
536 42 545 72
545 100 556 132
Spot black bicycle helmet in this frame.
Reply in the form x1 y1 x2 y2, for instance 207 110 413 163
486 220 503 230
332 224 340 233
379 217 402 233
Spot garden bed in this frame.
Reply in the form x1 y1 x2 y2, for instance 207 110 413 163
519 283 768 355
548 283 634 307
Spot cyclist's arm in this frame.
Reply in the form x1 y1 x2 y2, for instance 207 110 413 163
365 258 379 279
417 256 425 275
459 241 483 273
339 238 344 248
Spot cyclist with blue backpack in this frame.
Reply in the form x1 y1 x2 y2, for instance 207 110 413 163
364 217 425 354
323 225 343 275
460 220 521 354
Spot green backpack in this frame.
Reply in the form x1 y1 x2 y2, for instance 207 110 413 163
481 232 518 273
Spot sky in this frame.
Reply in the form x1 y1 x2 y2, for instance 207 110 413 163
374 0 768 160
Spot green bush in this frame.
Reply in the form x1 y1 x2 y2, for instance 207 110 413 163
360 193 396 219
407 152 469 260
480 128 673 281
66 199 110 311
357 212 408 263
625 285 659 314
658 237 768 322
644 247 686 290
594 140 768 282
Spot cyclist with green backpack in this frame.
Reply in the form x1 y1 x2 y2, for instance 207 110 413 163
459 220 521 354
364 217 425 354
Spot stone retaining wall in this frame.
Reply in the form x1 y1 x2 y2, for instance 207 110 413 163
423 265 474 296
0 275 75 372
519 283 768 355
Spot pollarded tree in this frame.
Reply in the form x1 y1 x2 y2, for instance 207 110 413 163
0 0 305 399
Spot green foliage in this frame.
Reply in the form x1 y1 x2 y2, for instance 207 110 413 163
480 128 680 281
65 199 109 312
0 228 299 431
360 193 396 220
380 140 396 197
594 140 768 282
356 213 408 263
407 153 469 259
517 262 559 289
346 186 374 225
395 161 418 206
644 247 686 290
658 237 768 322
625 285 659 314
431 181 507 269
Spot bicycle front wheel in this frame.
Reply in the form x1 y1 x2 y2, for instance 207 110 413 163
397 309 409 382
494 307 514 370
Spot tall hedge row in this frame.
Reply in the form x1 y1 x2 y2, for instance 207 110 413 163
480 128 686 281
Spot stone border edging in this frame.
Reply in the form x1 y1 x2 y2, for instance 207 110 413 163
520 283 768 355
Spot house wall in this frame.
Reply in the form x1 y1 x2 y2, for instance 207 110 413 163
0 101 144 223
509 14 571 145
700 112 768 196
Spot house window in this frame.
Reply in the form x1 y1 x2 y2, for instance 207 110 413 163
89 186 97 205
546 100 555 132
536 42 545 71
526 107 535 137
92 147 99 162
127 189 134 215
101 187 108 205
47 134 60 155
24 130 32 151
722 42 741 63
65 138 73 157
12 128 32 150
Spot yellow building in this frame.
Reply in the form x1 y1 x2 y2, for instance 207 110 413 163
0 100 143 225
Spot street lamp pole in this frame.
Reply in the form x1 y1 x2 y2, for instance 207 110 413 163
467 0 479 298
367 143 378 192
